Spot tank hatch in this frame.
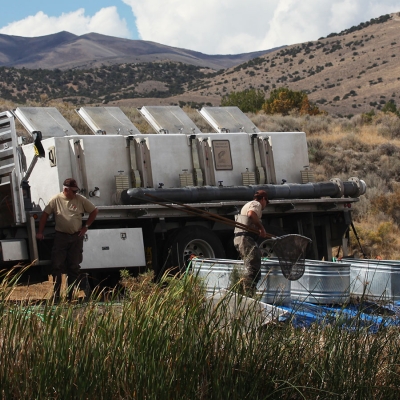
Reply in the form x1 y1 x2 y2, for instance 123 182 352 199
139 106 201 134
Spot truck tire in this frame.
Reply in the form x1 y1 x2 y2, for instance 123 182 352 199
171 226 225 271
258 238 277 258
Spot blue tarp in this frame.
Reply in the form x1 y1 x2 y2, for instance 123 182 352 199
279 301 400 332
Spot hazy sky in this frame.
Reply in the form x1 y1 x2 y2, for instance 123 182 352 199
1 0 399 54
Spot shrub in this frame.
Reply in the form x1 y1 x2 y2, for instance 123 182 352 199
377 142 400 156
382 100 399 116
263 87 321 116
375 113 400 138
371 188 400 225
302 115 333 134
353 220 399 258
361 109 375 124
307 138 326 163
221 88 265 113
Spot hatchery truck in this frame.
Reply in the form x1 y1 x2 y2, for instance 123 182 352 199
0 106 366 281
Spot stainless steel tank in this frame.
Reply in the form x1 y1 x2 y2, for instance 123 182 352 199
282 259 351 304
342 258 400 302
190 257 291 305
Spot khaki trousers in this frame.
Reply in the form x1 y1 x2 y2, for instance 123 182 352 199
234 235 261 293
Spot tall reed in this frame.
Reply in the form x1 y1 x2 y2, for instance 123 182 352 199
1 270 400 399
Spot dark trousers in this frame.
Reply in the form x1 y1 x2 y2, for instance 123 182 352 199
51 231 84 300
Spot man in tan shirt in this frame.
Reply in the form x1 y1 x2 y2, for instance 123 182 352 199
234 190 268 296
36 178 98 301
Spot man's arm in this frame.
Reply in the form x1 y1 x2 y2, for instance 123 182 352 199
247 210 267 238
79 208 99 236
36 212 49 240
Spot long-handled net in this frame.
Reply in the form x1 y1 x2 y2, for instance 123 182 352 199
141 194 312 281
270 234 312 280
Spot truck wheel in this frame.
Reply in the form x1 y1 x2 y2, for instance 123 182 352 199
171 226 225 271
258 238 276 258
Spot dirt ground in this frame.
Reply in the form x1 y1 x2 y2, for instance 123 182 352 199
4 275 85 301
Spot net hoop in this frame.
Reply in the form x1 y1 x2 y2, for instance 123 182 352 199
272 234 312 281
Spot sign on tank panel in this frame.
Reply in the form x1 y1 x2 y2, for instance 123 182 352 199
205 133 256 187
143 134 193 188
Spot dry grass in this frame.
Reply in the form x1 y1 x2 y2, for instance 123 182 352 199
3 273 87 302
6 280 54 301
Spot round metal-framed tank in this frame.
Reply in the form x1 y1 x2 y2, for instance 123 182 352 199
265 258 351 305
190 258 291 305
341 258 400 302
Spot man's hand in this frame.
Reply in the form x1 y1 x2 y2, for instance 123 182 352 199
247 210 267 238
36 232 44 240
78 226 89 237
259 227 267 238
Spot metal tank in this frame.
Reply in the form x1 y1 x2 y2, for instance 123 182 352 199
341 258 400 302
136 105 308 184
275 258 351 304
21 134 131 208
190 258 291 305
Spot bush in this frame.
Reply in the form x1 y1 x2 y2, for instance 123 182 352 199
221 88 265 113
354 220 399 258
375 113 400 138
382 100 400 116
263 87 321 116
302 115 334 134
252 113 302 132
371 188 400 225
307 138 326 163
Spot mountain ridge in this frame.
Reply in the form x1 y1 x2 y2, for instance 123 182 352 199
0 31 278 70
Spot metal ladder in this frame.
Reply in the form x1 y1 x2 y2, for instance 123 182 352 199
0 111 25 224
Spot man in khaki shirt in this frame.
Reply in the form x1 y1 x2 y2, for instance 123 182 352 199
234 190 268 296
36 178 98 301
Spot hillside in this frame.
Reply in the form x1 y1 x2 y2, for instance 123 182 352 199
181 13 400 117
0 12 399 116
0 62 219 105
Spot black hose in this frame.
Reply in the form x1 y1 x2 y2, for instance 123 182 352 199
121 180 363 205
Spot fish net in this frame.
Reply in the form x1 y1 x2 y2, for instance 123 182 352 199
272 234 312 281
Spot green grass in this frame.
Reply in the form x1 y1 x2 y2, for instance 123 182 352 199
1 269 400 399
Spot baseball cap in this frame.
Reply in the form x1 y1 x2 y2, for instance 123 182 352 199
254 190 269 203
63 178 79 191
